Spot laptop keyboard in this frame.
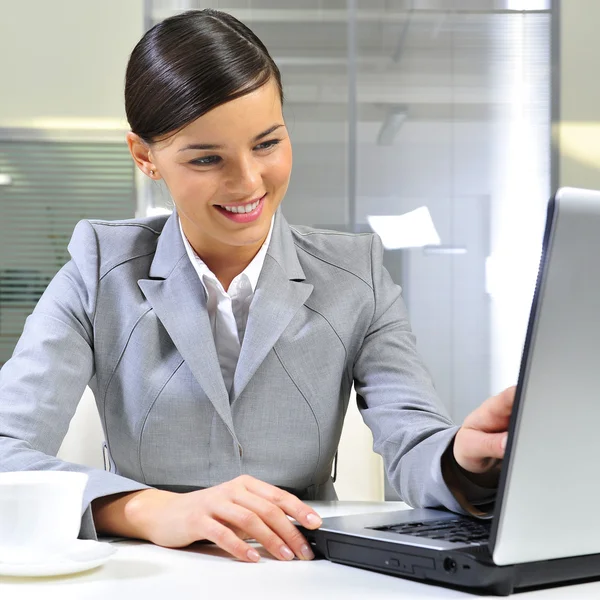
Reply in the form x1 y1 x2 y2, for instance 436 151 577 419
373 517 491 545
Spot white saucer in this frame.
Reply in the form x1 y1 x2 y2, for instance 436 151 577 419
0 540 117 577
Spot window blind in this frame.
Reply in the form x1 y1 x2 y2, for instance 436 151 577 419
0 139 136 366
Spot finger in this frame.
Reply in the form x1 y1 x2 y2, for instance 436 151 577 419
464 386 516 432
241 476 322 529
234 491 314 560
200 517 262 563
456 428 507 471
214 502 296 561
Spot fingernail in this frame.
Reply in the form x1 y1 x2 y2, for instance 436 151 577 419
247 549 260 562
306 513 322 526
300 544 315 560
280 545 294 560
501 434 508 450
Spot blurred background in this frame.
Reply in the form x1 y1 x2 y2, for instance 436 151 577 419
0 0 596 500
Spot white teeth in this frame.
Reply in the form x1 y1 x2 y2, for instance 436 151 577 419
222 198 260 214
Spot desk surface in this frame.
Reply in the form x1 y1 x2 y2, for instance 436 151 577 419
2 501 599 599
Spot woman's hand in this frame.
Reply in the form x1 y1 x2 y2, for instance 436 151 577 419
453 386 515 478
96 475 322 563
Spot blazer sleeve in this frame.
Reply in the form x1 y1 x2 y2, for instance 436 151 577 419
0 220 149 539
352 233 496 514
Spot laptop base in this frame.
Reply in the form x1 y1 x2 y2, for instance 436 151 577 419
299 525 600 596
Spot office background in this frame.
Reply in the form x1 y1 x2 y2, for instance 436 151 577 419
0 0 595 500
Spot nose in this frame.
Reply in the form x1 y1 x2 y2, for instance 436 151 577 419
225 154 262 197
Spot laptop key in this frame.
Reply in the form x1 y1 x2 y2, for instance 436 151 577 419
373 518 491 545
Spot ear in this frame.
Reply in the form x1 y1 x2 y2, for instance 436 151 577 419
126 132 160 179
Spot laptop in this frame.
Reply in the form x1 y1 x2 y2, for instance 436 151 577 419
298 187 600 596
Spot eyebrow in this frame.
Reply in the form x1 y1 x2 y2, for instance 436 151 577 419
178 124 285 152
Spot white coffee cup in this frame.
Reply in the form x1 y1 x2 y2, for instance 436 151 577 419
0 471 89 563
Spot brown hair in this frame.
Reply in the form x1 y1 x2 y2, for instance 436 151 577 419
125 9 284 142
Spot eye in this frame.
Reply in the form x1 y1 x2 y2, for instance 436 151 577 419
254 139 281 151
189 155 221 166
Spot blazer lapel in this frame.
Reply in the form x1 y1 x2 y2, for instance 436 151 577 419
137 214 234 437
232 212 313 402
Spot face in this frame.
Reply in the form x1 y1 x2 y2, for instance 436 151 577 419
129 79 292 261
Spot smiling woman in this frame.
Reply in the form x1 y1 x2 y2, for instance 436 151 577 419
124 10 291 289
128 81 292 290
0 8 514 568
128 80 292 289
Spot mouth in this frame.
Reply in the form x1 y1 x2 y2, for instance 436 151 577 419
214 194 266 223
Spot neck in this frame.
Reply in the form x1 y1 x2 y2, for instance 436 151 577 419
182 229 266 292
204 253 258 291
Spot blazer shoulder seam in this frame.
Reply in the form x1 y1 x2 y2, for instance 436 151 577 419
289 226 372 238
89 220 162 236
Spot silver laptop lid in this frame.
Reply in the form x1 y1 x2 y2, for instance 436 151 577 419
491 187 600 566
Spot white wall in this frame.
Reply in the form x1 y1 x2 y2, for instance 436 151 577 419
558 0 600 189
0 0 144 127
57 388 105 469
334 391 384 501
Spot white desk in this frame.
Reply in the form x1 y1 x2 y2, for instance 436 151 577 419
2 502 600 599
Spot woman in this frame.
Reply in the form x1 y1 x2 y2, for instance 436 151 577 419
0 9 513 564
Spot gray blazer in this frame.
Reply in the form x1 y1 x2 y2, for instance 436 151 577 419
0 209 478 538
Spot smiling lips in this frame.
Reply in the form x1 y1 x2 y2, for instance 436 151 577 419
215 194 266 223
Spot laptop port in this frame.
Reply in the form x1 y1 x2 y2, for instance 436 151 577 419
443 557 457 574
